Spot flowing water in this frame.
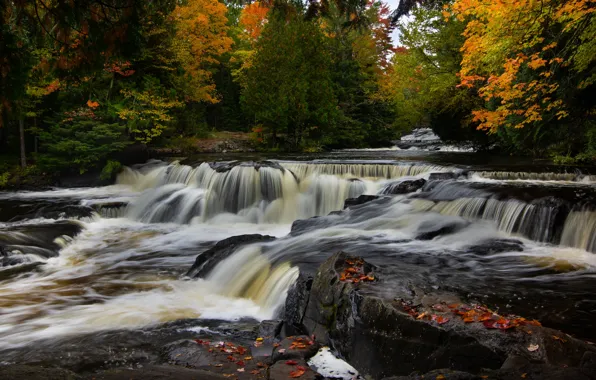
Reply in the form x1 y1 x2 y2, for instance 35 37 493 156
1 147 596 353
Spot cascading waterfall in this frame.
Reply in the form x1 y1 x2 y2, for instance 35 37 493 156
118 162 377 224
428 197 561 243
280 161 450 180
470 171 595 182
561 210 596 252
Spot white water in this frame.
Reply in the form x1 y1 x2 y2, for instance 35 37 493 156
1 159 595 350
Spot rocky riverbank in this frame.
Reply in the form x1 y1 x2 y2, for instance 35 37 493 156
2 246 595 380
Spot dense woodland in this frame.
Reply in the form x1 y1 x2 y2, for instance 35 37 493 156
0 0 594 185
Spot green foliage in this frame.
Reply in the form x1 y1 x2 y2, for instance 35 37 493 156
241 8 339 150
36 117 129 174
0 172 10 188
100 160 123 181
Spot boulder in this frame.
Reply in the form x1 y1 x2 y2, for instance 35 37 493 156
271 336 320 362
268 359 320 380
380 179 426 195
464 238 524 255
343 195 380 209
289 252 596 379
415 219 470 240
187 234 276 278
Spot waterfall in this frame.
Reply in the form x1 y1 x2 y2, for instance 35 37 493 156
470 171 594 182
561 211 596 252
280 162 449 180
119 162 377 224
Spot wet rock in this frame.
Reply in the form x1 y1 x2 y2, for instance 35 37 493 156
464 238 524 255
284 273 313 335
415 219 470 240
380 179 427 195
429 172 457 181
187 234 276 278
163 339 269 379
268 359 319 380
343 195 381 209
0 365 80 380
271 336 320 362
258 320 283 343
85 365 226 380
384 369 483 380
291 252 596 379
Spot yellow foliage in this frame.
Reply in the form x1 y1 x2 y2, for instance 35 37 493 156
449 0 595 132
170 0 233 103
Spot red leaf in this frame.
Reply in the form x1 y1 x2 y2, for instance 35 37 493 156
290 368 306 378
285 360 298 365
236 360 245 366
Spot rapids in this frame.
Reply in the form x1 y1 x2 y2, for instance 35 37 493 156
1 153 596 352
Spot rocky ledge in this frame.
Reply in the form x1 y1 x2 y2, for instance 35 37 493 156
283 252 596 379
1 251 595 380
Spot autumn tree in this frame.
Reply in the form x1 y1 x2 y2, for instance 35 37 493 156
170 0 233 104
448 0 596 157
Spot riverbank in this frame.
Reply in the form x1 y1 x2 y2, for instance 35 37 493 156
1 251 595 379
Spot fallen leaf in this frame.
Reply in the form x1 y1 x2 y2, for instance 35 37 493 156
285 360 298 365
227 355 235 361
431 315 450 325
237 368 245 372
417 312 427 320
278 348 286 353
251 370 260 375
290 368 306 378
527 344 539 352
214 364 223 368
244 356 253 360
236 360 245 366
552 335 567 343
255 337 263 342
436 375 446 380
257 362 266 368
521 373 527 378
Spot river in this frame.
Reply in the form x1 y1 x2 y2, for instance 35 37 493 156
1 133 596 361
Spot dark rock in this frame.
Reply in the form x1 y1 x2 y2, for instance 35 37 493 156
163 339 270 378
0 365 80 380
271 336 320 362
268 359 319 380
258 320 283 343
292 252 596 379
85 365 226 380
380 179 426 195
186 234 276 278
343 195 380 209
384 369 483 380
284 273 313 335
415 219 470 240
464 238 524 255
8 204 95 222
429 172 457 181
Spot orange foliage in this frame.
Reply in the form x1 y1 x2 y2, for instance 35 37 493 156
171 0 233 103
448 0 594 132
86 99 100 108
339 257 375 284
239 2 270 43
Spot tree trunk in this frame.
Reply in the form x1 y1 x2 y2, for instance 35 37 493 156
19 117 26 168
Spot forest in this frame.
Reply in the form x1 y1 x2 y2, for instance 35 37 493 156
0 0 594 185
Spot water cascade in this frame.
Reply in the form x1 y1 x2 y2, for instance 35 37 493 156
118 162 388 224
469 171 595 182
280 161 449 180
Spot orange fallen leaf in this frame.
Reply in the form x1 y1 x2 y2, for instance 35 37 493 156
436 375 446 380
251 370 260 375
290 368 306 378
521 373 527 378
552 335 567 343
417 312 427 320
